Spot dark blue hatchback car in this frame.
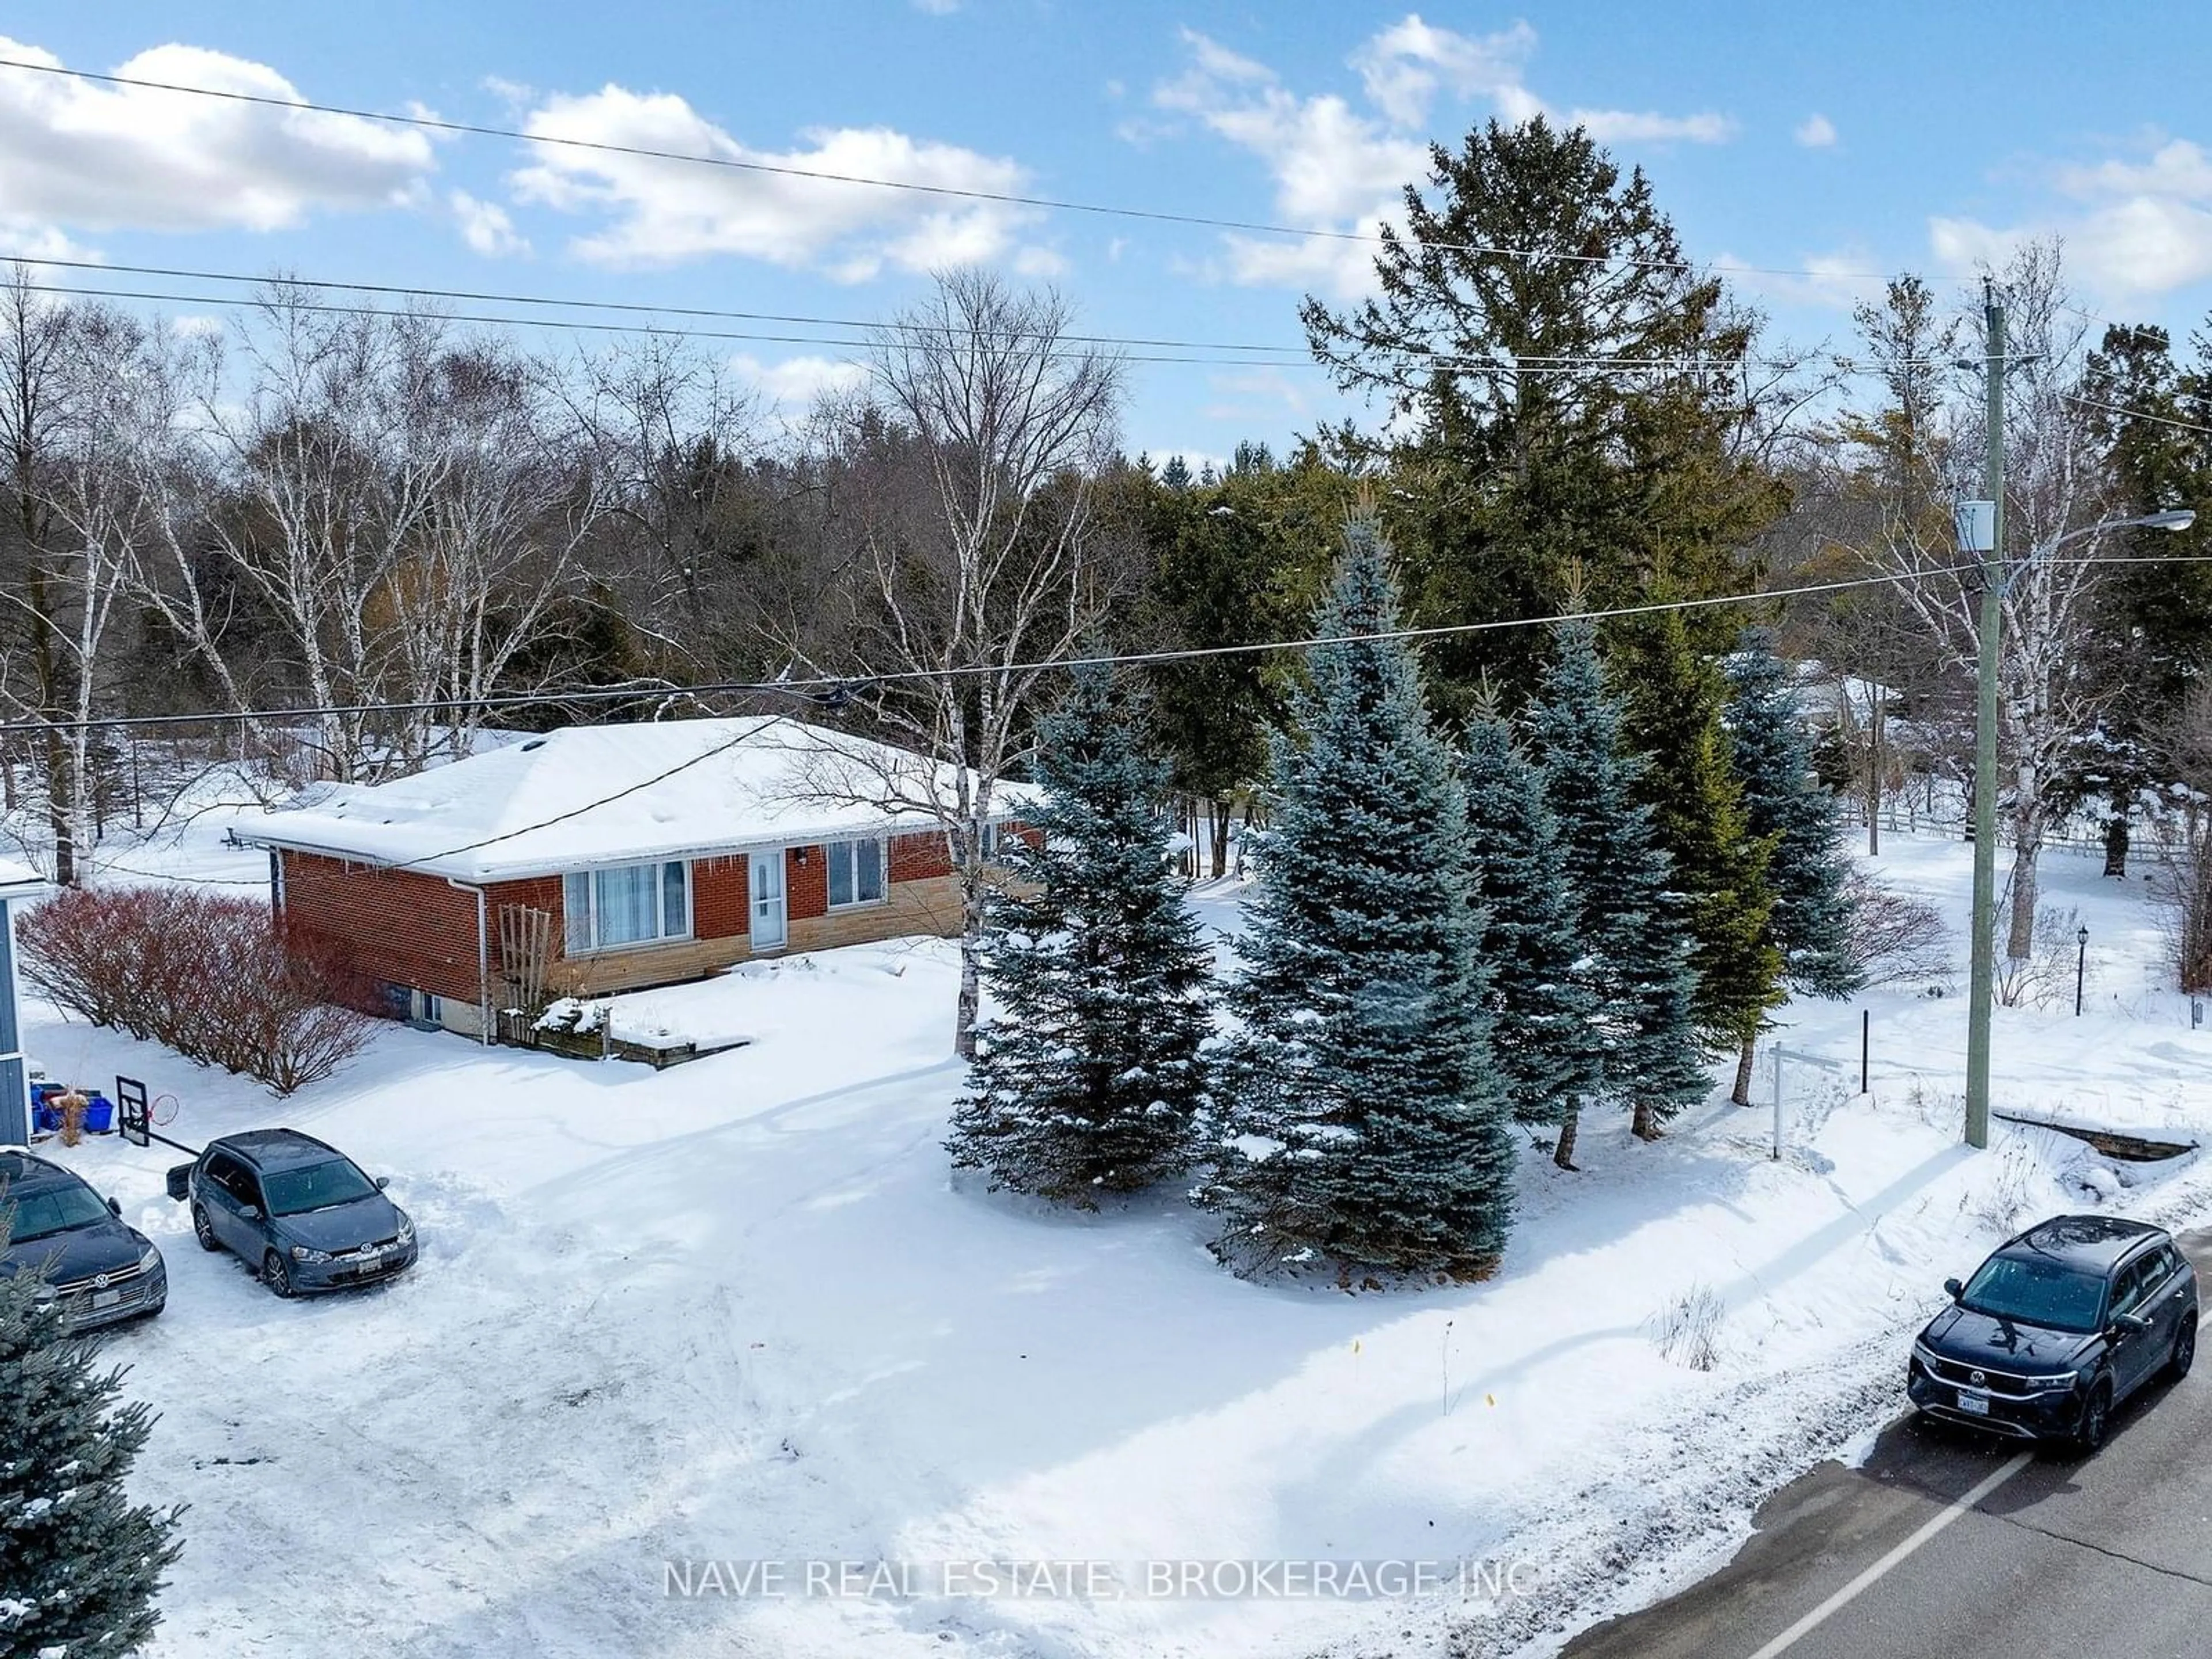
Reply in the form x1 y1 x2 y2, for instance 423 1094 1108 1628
1908 1215 2198 1450
0 1150 168 1331
169 1129 416 1298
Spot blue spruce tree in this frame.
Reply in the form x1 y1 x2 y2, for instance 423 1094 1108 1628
1462 690 1603 1134
1724 628 1862 1099
1527 619 1709 1161
0 1228 182 1656
946 665 1213 1204
1200 509 1516 1282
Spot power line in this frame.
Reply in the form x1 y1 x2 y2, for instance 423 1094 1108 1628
58 547 2212 890
18 552 2212 743
10 267 1847 378
14 278 1309 370
2066 393 2212 441
5 253 1310 358
0 54 1907 285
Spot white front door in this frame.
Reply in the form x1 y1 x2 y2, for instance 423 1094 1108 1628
749 850 786 950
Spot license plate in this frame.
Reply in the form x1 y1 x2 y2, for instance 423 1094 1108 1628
1955 1389 1990 1416
91 1290 120 1310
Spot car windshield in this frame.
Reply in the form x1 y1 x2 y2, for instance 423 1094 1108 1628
261 1158 377 1217
5 1183 111 1243
1960 1252 2107 1332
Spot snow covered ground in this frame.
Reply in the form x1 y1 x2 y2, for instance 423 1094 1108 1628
16 826 2212 1659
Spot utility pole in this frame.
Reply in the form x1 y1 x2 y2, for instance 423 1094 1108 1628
1964 279 2005 1152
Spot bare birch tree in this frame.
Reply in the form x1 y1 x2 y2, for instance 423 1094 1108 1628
192 291 453 781
384 342 605 766
1857 242 2120 959
782 270 1127 1057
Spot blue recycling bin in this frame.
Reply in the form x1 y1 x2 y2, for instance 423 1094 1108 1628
30 1085 116 1135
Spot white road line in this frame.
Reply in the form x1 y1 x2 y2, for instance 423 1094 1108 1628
1743 1450 2036 1659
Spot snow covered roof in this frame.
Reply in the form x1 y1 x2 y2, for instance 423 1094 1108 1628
240 716 1027 884
0 857 47 899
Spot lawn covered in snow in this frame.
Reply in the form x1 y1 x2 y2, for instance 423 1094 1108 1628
19 829 2212 1659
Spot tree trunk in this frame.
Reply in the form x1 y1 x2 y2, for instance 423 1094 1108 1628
2103 815 2128 878
1209 799 1232 879
1866 685 1883 856
1732 1033 1758 1106
1552 1105 1580 1170
955 856 986 1060
2006 842 2041 961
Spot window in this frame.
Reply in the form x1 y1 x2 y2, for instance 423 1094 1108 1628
826 838 885 908
2111 1257 2156 1319
263 1158 378 1217
563 861 693 953
203 1153 259 1208
1958 1254 2106 1333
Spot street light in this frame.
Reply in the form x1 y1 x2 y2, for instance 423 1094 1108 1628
1959 503 2195 1146
2075 923 2089 1017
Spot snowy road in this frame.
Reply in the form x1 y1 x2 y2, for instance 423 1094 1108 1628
1562 1228 2212 1658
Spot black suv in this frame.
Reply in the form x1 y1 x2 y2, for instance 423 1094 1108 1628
0 1150 168 1331
1908 1215 2197 1449
168 1129 416 1298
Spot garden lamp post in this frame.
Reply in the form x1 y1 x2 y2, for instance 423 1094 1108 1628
2076 923 2089 1017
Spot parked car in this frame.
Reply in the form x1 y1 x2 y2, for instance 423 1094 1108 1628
167 1129 416 1298
1908 1214 2198 1449
0 1150 167 1331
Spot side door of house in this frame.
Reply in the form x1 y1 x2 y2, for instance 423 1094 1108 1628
749 850 786 951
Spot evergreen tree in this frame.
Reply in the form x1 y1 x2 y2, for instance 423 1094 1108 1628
946 666 1213 1205
1300 116 1788 713
1461 690 1601 1130
1200 509 1516 1282
1618 609 1784 1084
0 1233 182 1657
1527 618 1708 1160
1725 630 1862 1094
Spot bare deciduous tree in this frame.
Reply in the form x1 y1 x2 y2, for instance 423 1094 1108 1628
781 270 1128 1057
1854 242 2119 960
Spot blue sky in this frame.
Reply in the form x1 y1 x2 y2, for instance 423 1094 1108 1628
7 2 2212 465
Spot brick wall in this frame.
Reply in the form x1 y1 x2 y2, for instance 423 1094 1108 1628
282 853 483 1010
890 829 952 881
285 830 975 1024
692 855 749 940
786 844 828 921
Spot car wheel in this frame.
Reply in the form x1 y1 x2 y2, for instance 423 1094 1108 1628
262 1251 295 1300
192 1205 222 1252
2075 1380 2113 1452
2169 1316 2198 1381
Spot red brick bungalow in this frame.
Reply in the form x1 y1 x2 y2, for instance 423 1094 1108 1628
243 716 1028 1040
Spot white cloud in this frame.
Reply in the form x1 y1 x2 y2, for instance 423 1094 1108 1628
1931 137 2212 298
1714 245 1888 313
1349 14 1535 127
1145 17 1735 295
1573 107 1736 145
912 0 962 12
451 190 530 257
1012 244 1069 278
1201 365 1312 423
0 39 434 234
509 85 1051 278
1795 113 1838 149
0 221 103 264
728 351 866 413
